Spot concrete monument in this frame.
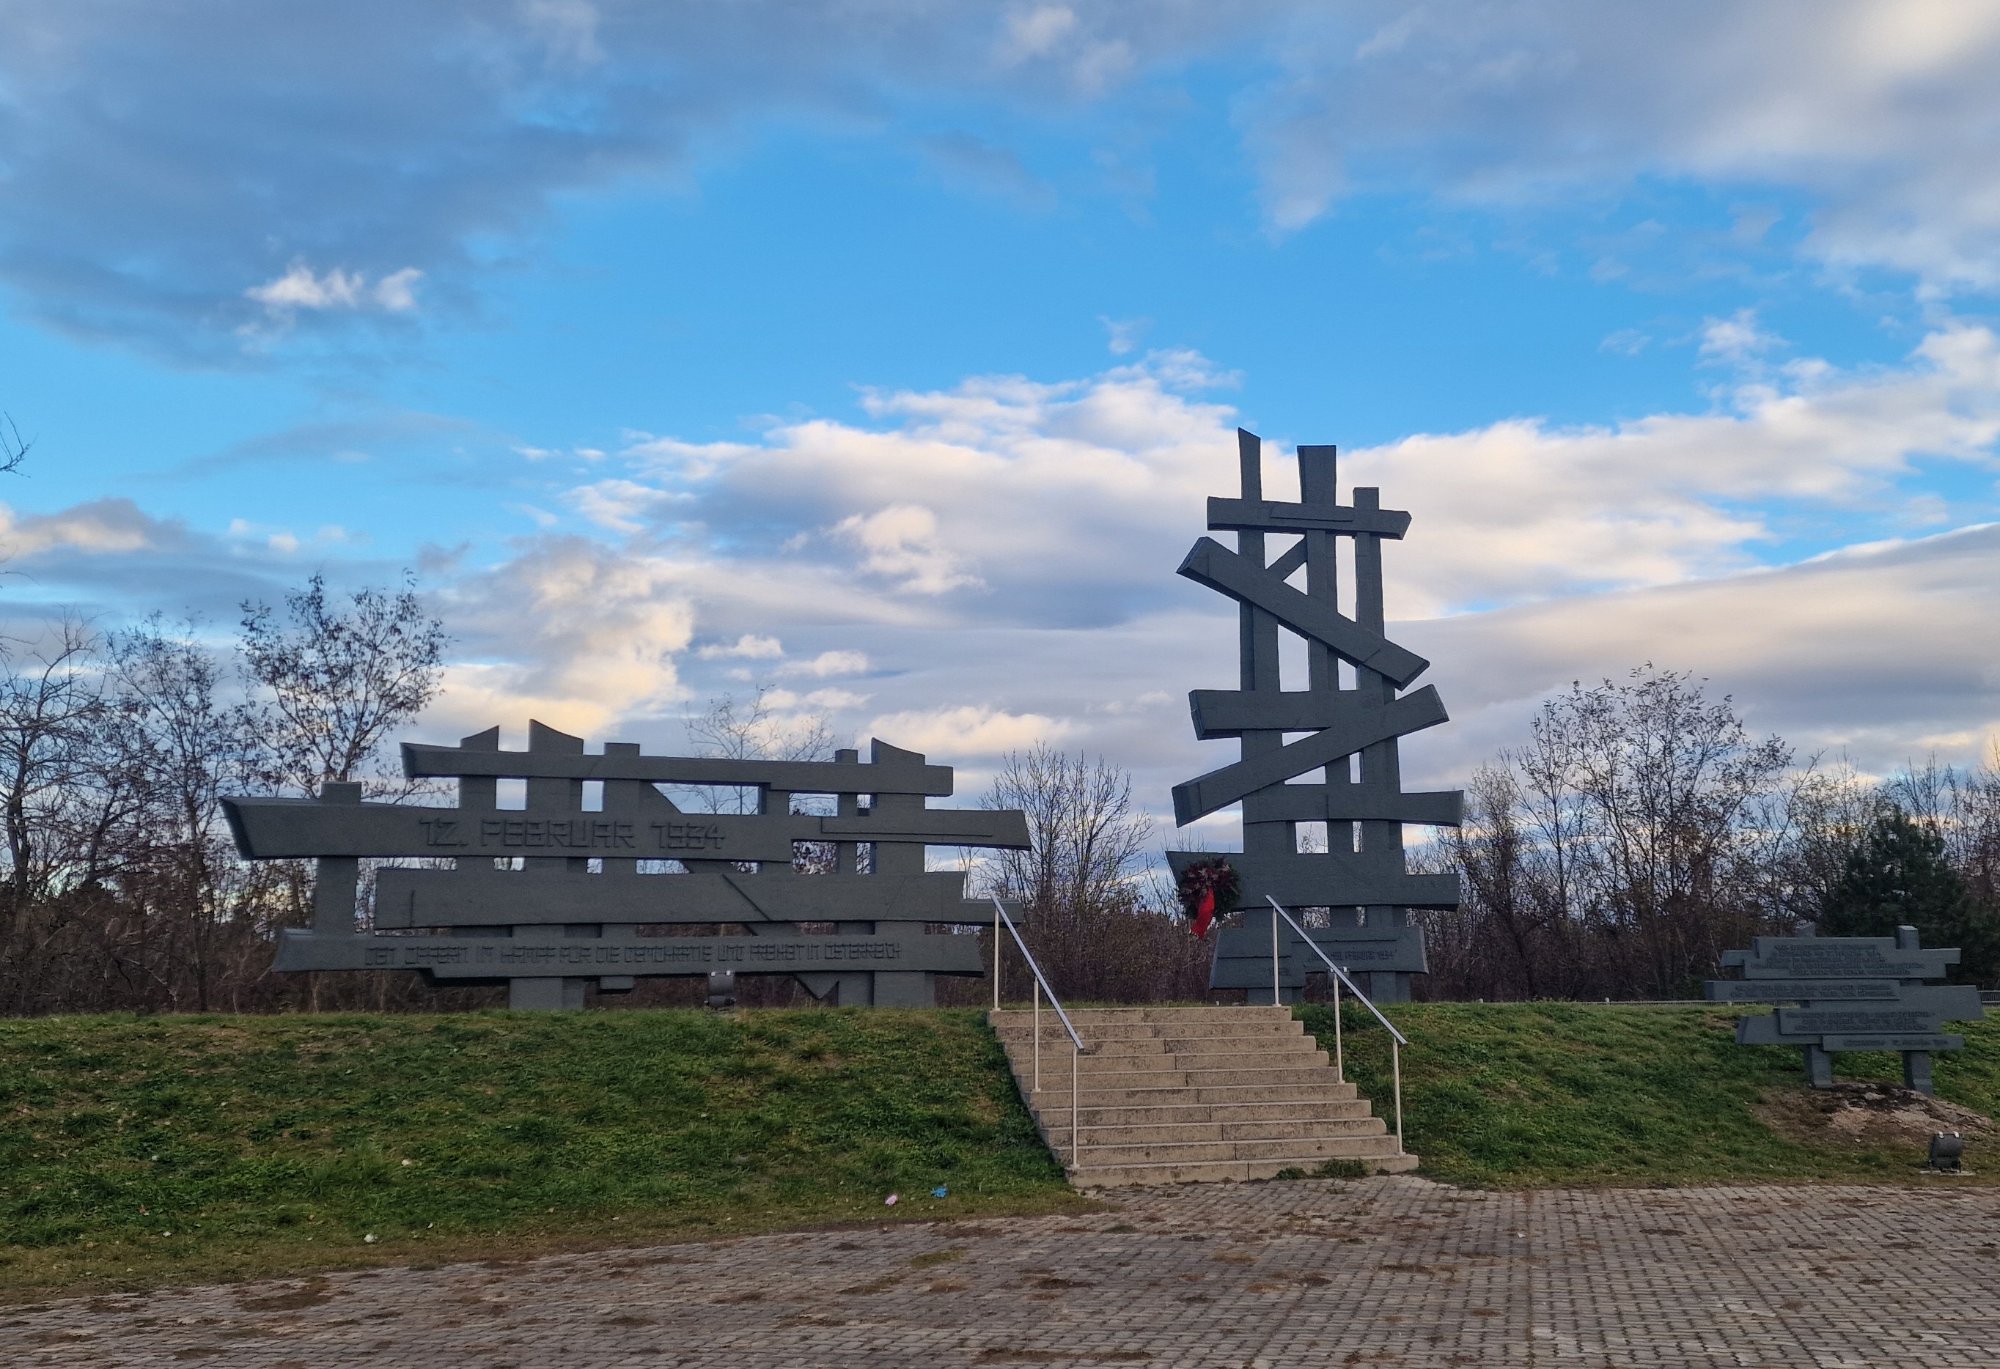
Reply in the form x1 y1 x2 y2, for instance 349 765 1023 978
1706 926 1983 1094
225 721 1029 1009
1167 430 1463 1004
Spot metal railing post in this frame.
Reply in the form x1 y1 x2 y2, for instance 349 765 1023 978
1391 1039 1404 1155
1071 1042 1080 1162
1270 902 1280 1006
992 898 1001 1011
1033 977 1042 1093
1332 965 1345 1083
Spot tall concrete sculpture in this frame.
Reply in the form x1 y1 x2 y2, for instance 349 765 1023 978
1167 430 1462 1004
225 721 1029 1009
1706 927 1983 1095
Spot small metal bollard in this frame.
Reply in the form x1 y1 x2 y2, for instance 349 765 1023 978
705 970 737 1010
1928 1131 1965 1172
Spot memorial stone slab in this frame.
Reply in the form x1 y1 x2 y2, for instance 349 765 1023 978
1167 431 1463 1004
1705 926 1982 1094
226 723 1028 1010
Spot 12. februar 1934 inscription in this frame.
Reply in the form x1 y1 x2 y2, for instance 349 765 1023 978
416 817 723 853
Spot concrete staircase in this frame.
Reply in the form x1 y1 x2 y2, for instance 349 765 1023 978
989 1004 1418 1188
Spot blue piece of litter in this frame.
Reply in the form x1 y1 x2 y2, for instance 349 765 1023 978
931 1186 949 1198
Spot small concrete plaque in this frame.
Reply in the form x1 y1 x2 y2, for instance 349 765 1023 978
1705 979 1901 1003
1210 924 1428 988
1706 927 1981 1094
1725 936 1957 982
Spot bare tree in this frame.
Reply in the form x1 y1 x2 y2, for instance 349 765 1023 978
1 410 29 474
104 617 268 1011
1430 665 1796 1000
1434 763 1565 998
239 573 447 795
974 745 1206 1002
0 620 108 929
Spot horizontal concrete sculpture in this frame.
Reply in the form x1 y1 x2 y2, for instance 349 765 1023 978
274 929 984 977
1705 927 1983 1094
1209 924 1428 988
1168 430 1463 1004
226 721 1029 1010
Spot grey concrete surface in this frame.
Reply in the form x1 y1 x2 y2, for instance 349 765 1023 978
7 1176 1999 1367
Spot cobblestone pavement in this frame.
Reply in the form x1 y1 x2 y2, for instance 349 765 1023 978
7 1177 2000 1367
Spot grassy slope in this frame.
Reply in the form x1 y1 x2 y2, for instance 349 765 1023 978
0 1008 1082 1299
1305 1001 2000 1188
9 1001 2000 1300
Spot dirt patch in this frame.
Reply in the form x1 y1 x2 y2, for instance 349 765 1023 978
1757 1083 1993 1154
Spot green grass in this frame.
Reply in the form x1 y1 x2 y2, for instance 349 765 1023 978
1302 1001 2000 1188
0 1008 1085 1300
13 1000 2000 1301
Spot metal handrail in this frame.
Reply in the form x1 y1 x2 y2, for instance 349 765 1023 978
1265 896 1408 1155
991 896 1089 1164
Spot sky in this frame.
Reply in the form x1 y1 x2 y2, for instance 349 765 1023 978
4 1 2000 851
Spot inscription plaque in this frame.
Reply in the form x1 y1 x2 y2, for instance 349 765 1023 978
227 722 1029 1010
1166 431 1462 1004
1706 928 1982 1094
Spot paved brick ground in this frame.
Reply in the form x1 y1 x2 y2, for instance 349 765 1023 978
6 1177 1999 1367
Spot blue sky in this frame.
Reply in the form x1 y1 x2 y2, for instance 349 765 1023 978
4 1 2000 839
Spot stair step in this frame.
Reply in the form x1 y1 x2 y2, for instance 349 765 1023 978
1012 1046 1331 1071
992 1020 1304 1040
1043 1083 1364 1108
1039 1117 1388 1146
1028 1099 1375 1126
992 1005 1290 1022
1068 1152 1421 1189
1059 1135 1404 1167
1019 1064 1338 1089
994 1032 1315 1056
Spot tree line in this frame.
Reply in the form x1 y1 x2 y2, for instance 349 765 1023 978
1419 666 2000 1000
0 579 444 1015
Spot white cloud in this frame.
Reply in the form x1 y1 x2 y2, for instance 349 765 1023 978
567 478 691 535
832 505 984 594
864 704 1077 757
245 262 422 315
1343 323 2000 616
697 633 785 660
431 537 695 738
1099 314 1149 356
222 518 355 556
1404 522 2000 787
1246 0 2000 290
780 650 871 678
0 499 177 557
999 5 1079 64
1698 308 1783 365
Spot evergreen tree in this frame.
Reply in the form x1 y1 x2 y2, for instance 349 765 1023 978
1820 807 1995 983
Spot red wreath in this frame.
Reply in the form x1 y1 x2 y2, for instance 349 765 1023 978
1177 858 1241 939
